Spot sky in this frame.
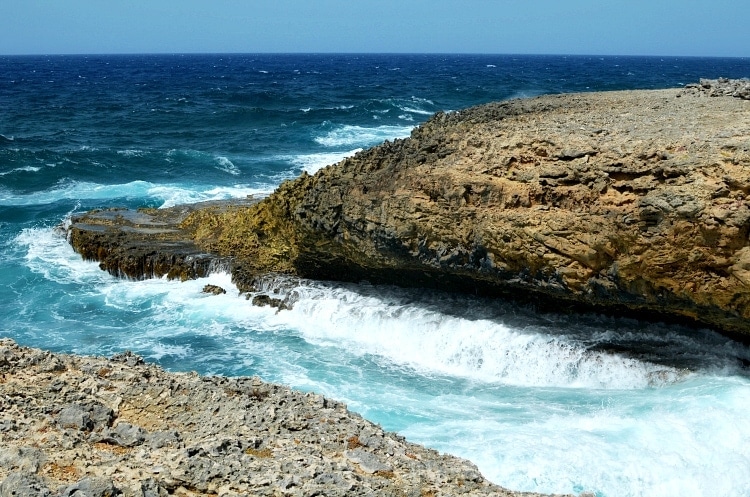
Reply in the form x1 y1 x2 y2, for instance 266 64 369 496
2 0 748 57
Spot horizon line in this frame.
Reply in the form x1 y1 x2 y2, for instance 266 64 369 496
1 51 749 60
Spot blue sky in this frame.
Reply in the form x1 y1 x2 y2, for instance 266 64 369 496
2 0 748 57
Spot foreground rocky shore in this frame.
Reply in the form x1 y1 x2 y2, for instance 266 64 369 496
68 79 750 338
0 340 552 497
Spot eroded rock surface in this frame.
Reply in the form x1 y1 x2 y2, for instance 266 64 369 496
0 339 542 497
67 200 257 281
68 81 750 337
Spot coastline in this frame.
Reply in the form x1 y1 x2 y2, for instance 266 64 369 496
10 79 748 496
68 80 750 340
0 339 555 497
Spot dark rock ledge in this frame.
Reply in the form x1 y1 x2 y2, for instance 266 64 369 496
65 199 259 282
0 339 554 497
67 81 750 340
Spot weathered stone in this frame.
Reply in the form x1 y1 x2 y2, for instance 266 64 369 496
59 476 121 497
94 422 147 447
58 404 94 431
344 448 392 474
687 78 750 100
58 402 114 433
0 471 52 497
202 284 226 295
109 351 144 367
65 200 254 282
0 339 539 496
146 430 181 449
65 82 750 339
0 447 44 474
250 294 289 311
136 479 168 497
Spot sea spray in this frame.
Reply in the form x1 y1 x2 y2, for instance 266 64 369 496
314 124 414 147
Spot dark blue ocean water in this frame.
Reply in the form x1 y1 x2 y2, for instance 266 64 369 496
2 54 750 496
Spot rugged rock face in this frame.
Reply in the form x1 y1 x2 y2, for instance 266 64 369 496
180 82 750 337
68 81 750 338
67 200 257 281
0 339 543 497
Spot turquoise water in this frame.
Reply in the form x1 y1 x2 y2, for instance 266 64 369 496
2 54 750 496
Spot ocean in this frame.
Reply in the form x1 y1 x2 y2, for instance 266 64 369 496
2 53 750 496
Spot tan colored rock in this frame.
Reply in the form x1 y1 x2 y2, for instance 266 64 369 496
182 86 750 337
67 83 750 338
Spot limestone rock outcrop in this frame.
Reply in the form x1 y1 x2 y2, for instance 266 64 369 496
69 82 750 338
1 339 538 496
66 200 256 281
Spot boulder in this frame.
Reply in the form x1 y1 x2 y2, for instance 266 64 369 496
0 472 52 497
201 284 226 295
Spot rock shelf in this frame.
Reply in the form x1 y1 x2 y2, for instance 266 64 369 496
0 340 549 496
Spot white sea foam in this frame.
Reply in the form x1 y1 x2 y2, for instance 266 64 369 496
398 106 434 116
15 227 114 286
0 180 269 208
255 280 689 390
0 180 154 206
410 96 434 106
116 149 145 157
396 96 435 116
288 149 362 174
495 380 748 495
214 156 241 176
400 374 750 496
314 125 413 147
12 243 750 497
245 279 750 496
151 184 270 208
508 90 544 100
0 166 41 176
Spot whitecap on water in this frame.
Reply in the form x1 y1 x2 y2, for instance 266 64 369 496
0 175 271 211
285 149 362 174
151 184 270 208
398 106 433 116
0 180 155 207
314 124 413 148
214 156 241 176
116 149 145 157
0 166 42 177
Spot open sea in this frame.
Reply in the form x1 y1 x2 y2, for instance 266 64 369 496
2 53 750 496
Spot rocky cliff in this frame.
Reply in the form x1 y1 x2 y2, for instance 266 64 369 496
68 79 750 338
